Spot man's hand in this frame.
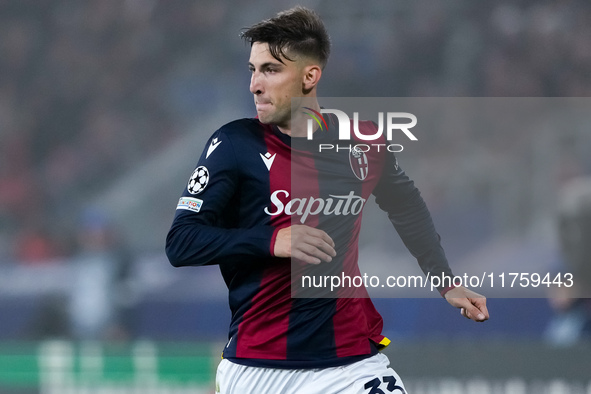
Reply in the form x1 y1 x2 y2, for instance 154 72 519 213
444 286 489 322
274 225 336 265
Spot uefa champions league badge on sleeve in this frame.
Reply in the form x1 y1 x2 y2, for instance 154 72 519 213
187 166 209 194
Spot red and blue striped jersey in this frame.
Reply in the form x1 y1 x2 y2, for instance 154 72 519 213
165 116 453 368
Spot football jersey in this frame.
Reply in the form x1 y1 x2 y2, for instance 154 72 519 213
165 115 453 368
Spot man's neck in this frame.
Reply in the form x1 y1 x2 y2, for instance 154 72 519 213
277 99 321 138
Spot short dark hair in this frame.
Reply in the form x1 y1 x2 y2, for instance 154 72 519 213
241 6 331 69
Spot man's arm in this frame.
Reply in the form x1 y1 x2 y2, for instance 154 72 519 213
166 218 276 267
373 152 489 320
165 129 276 267
373 154 453 292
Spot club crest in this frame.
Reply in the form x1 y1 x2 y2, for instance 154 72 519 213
349 147 369 180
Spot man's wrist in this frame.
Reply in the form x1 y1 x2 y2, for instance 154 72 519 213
440 285 457 297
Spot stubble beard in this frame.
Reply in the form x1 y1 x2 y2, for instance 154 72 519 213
258 105 290 129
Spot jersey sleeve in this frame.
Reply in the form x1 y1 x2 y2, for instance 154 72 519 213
372 152 455 295
165 128 276 267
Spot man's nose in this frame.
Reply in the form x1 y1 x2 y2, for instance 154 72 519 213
250 71 263 95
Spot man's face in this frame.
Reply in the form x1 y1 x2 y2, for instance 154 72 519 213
249 42 306 129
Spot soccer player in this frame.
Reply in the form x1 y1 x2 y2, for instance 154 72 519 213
166 7 489 394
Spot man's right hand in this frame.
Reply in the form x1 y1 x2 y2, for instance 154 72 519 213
273 225 336 264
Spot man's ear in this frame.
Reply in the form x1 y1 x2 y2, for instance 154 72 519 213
302 65 322 93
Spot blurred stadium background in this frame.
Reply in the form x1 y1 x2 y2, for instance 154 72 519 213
1 0 591 393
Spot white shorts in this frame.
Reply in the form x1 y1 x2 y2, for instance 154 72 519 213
215 352 406 394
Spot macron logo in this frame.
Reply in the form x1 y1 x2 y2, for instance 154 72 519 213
260 152 276 171
206 138 222 158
